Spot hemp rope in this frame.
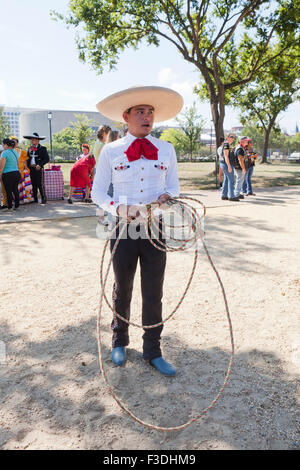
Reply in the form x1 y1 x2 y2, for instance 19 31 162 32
97 196 234 432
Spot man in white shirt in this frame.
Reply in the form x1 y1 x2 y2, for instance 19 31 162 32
92 86 183 376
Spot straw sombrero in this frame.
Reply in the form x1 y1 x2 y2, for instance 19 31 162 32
23 132 46 140
96 86 183 123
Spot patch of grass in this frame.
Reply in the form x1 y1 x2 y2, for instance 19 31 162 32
57 161 300 194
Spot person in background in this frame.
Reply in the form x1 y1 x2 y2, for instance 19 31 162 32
217 137 225 188
68 154 96 204
0 138 21 211
233 136 248 199
242 138 258 196
10 136 33 204
0 144 8 209
219 134 239 201
76 143 90 161
93 125 111 163
97 130 120 226
24 132 49 205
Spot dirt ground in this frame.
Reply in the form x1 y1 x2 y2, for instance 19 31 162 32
0 187 299 450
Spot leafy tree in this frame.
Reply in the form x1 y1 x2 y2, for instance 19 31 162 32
232 46 300 162
52 126 75 149
289 132 300 153
175 103 205 161
0 107 11 142
70 113 95 148
160 127 190 156
52 0 299 147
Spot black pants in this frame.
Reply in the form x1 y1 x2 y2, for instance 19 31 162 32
30 167 46 202
110 221 166 361
2 171 20 209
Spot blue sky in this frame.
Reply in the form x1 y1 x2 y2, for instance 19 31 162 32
0 0 299 133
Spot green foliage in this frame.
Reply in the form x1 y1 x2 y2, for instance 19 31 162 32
70 113 95 148
232 45 300 161
53 1 300 143
0 107 11 142
51 114 95 156
175 103 205 160
160 128 190 155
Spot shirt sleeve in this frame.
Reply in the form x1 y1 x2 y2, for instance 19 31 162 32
91 145 118 216
165 144 180 198
236 148 245 157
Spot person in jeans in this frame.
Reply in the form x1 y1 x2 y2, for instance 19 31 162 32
233 136 248 199
219 134 239 201
0 138 21 211
242 139 258 196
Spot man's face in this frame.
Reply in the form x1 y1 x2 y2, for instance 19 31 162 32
123 105 154 138
82 146 89 155
240 138 248 148
31 138 39 147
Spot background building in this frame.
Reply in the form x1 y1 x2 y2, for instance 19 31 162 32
19 109 115 142
1 106 41 139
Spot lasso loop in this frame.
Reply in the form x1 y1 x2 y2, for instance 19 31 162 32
97 196 235 432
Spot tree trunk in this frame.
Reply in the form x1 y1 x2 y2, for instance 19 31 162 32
210 95 224 150
261 121 275 163
261 116 278 163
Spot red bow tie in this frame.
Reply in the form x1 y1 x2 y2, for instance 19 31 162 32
30 146 37 152
125 138 158 162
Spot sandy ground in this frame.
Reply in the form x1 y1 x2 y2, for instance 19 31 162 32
0 187 299 450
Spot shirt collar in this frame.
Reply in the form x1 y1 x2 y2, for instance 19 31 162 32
125 131 153 144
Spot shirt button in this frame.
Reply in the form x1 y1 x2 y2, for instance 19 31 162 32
140 189 143 192
141 178 144 181
141 167 144 170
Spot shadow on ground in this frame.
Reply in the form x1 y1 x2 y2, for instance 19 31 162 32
0 317 298 450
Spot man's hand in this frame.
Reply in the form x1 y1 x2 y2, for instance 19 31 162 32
36 165 41 171
156 193 172 210
117 204 146 222
242 168 246 175
228 165 232 173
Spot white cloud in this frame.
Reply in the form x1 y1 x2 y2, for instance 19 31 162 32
158 67 178 85
170 79 198 107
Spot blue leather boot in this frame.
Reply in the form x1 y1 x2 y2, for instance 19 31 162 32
150 357 176 376
111 347 126 366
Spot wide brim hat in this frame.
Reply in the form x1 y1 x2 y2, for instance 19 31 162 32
23 132 46 140
96 86 184 123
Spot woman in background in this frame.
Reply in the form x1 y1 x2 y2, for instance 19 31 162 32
76 143 90 161
10 136 33 204
68 154 96 204
0 138 21 211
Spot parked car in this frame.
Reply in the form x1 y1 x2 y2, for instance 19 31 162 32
288 152 300 161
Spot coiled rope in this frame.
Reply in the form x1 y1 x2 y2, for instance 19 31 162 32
97 196 234 432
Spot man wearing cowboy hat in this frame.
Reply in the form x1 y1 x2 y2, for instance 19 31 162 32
24 132 49 204
92 86 183 376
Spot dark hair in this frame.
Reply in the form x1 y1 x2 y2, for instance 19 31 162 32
2 138 15 148
82 143 90 150
97 125 111 141
219 137 225 145
106 130 120 143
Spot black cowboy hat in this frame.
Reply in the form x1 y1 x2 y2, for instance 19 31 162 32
23 132 46 140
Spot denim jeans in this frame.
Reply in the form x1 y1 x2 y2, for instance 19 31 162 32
220 161 235 199
242 166 254 194
234 169 245 197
